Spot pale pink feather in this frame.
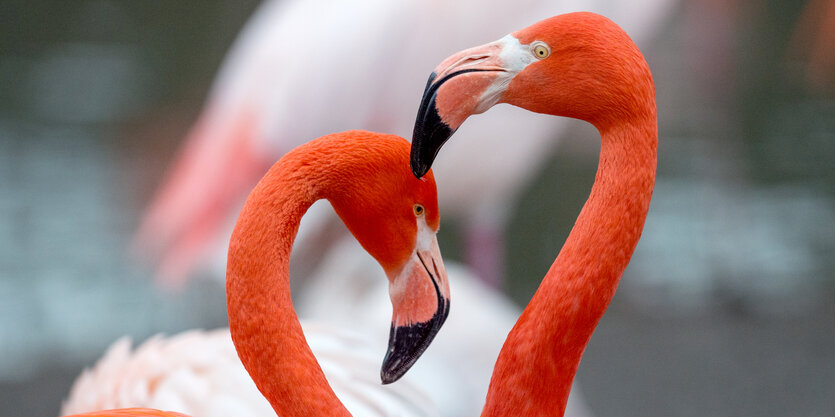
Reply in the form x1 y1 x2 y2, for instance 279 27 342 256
62 326 437 417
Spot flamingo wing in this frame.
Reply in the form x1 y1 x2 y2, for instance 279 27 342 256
61 327 436 417
63 409 190 417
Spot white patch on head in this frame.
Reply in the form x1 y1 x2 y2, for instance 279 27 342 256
416 216 435 252
475 35 537 114
498 35 538 71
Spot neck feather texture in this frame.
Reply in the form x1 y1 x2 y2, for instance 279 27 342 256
226 154 352 417
481 118 657 417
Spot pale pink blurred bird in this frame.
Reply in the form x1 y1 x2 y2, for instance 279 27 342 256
134 0 675 289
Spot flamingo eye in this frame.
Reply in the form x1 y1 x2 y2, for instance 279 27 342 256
413 204 425 216
531 42 550 59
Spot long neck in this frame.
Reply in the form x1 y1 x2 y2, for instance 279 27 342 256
482 118 657 416
226 161 352 417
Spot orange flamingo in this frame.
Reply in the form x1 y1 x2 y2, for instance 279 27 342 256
63 131 450 417
410 12 656 415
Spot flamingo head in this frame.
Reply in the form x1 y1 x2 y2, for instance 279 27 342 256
324 132 450 384
411 12 654 177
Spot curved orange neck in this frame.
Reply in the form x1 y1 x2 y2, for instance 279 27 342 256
225 149 351 417
482 117 657 416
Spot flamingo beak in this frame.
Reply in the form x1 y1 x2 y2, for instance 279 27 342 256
381 229 450 384
411 35 535 178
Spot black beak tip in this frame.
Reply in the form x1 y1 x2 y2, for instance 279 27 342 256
380 355 407 385
410 72 455 179
380 299 450 384
410 158 431 179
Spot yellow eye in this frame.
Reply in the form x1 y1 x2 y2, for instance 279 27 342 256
413 204 425 216
532 42 550 59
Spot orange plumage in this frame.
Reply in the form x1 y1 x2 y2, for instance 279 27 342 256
410 12 657 417
64 131 448 417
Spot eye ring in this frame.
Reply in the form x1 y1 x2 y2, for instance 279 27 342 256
413 204 425 216
531 41 551 59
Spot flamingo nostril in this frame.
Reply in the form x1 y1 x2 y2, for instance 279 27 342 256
463 55 489 65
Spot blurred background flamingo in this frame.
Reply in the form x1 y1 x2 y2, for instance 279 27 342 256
134 0 676 289
2 1 834 416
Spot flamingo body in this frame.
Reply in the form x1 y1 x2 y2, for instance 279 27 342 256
62 327 436 417
64 131 451 417
64 409 189 417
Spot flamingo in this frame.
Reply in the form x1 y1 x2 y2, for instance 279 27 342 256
134 0 675 288
110 2 669 414
63 131 451 417
112 3 673 416
115 4 671 412
409 12 657 415
66 12 657 416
